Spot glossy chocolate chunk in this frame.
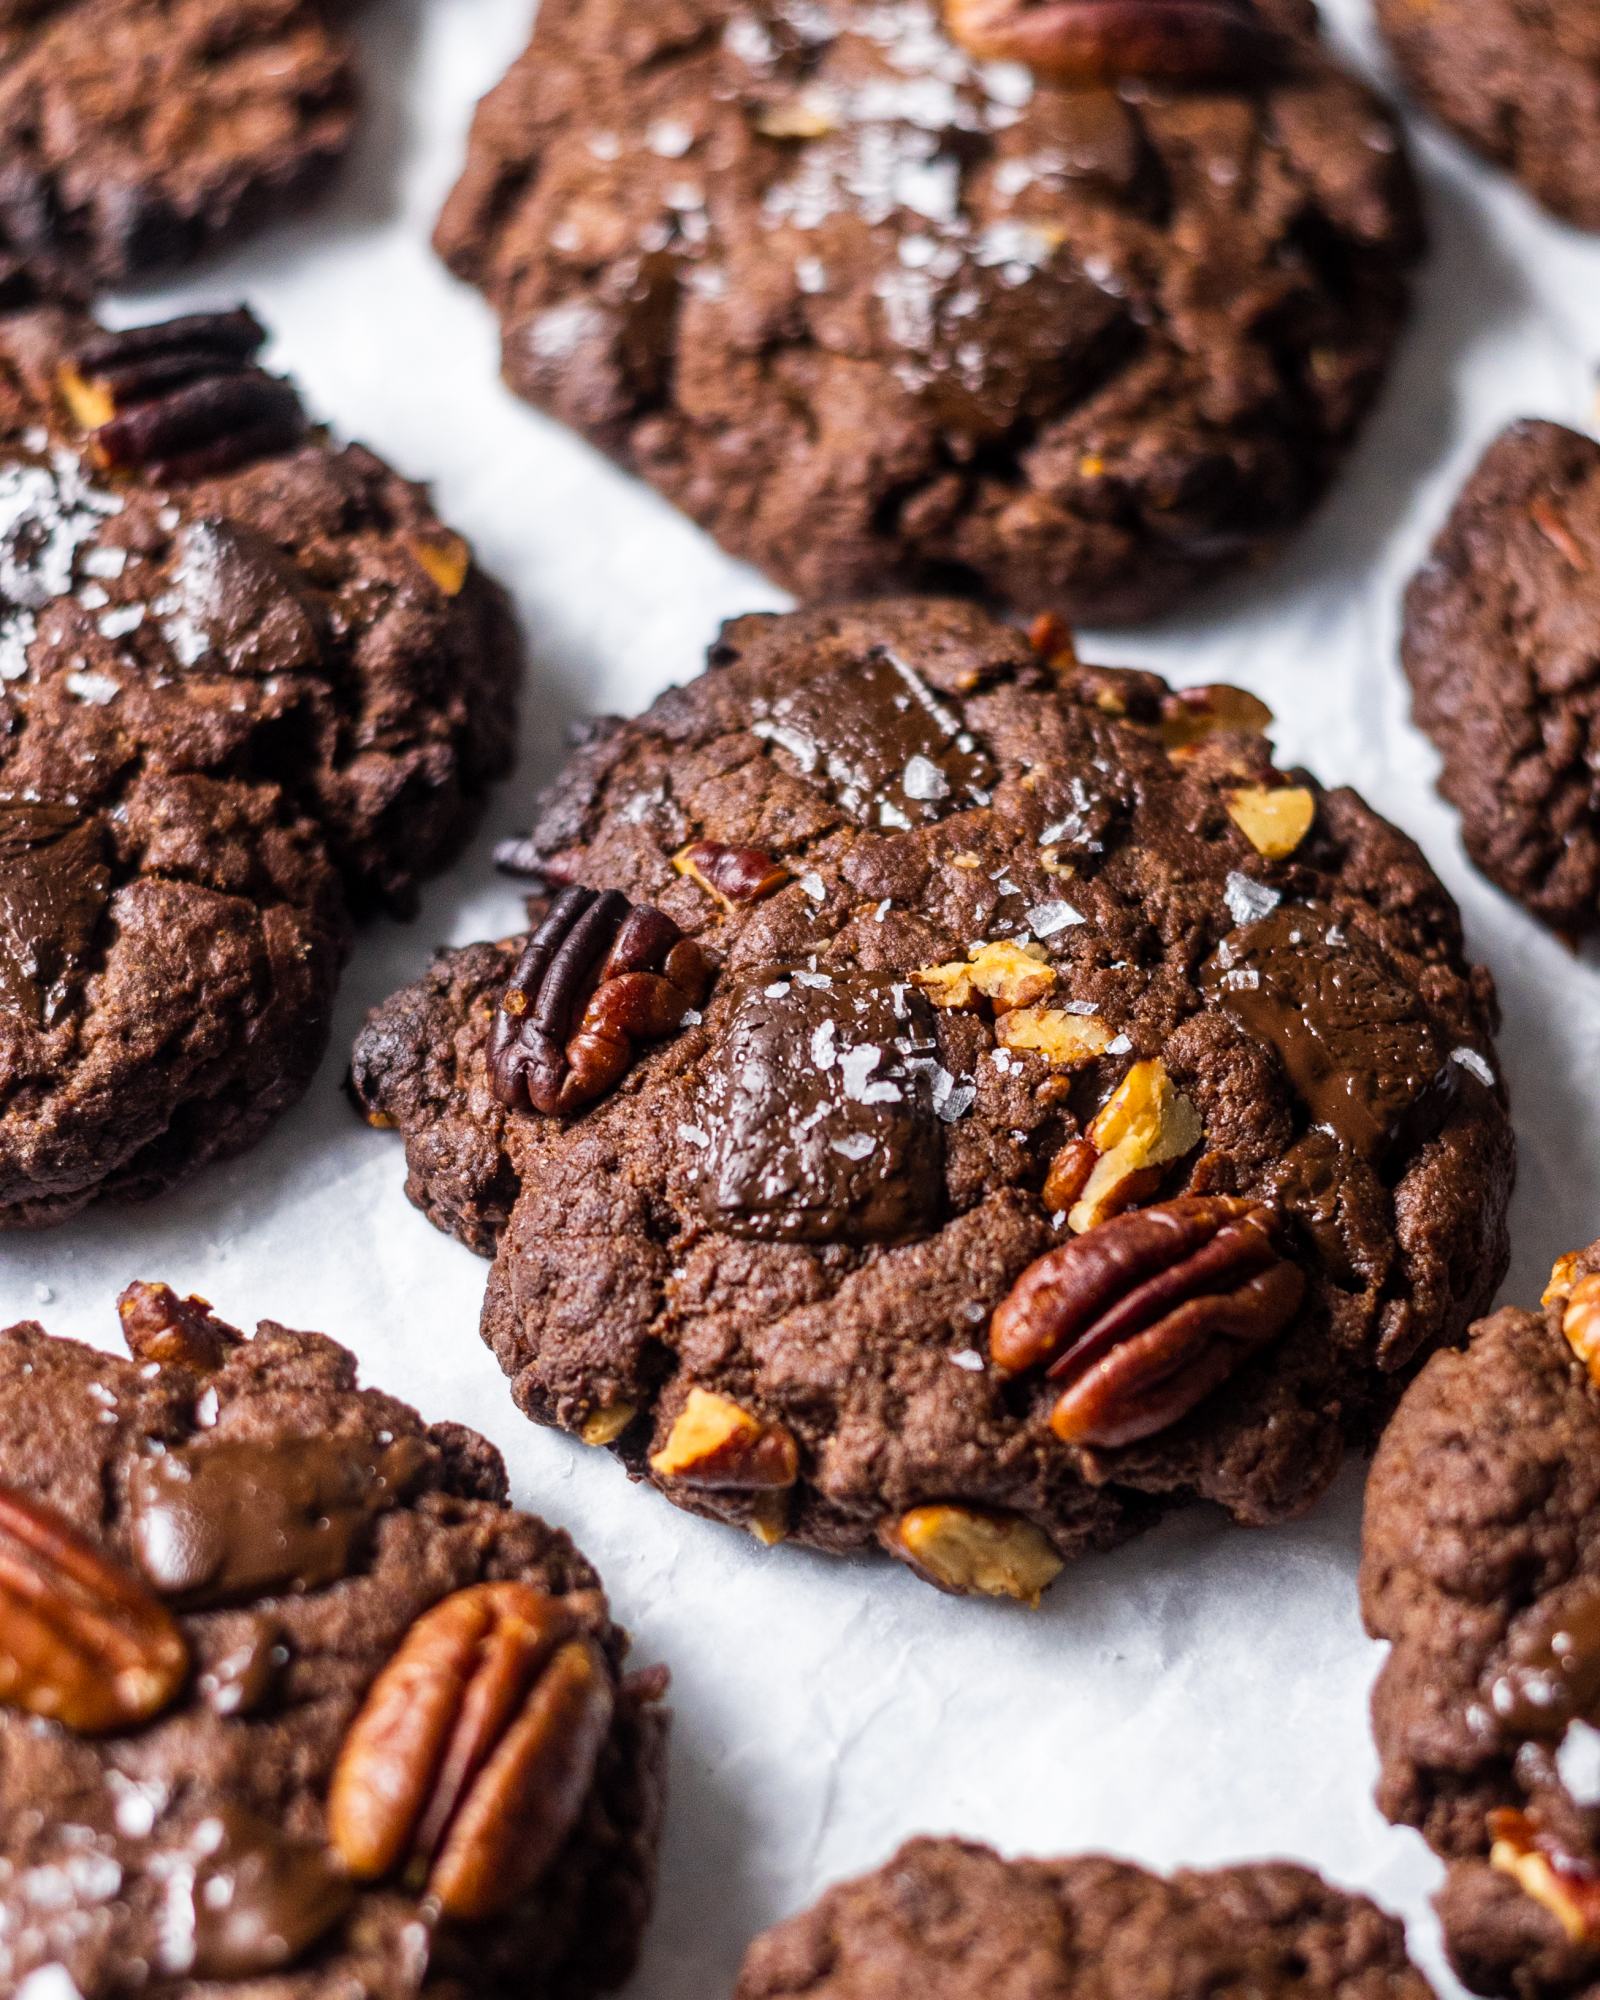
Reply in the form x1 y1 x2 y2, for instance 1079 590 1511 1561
171 1804 353 1979
0 796 110 1025
751 651 994 830
698 969 943 1242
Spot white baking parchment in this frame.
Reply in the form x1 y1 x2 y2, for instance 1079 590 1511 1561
6 1 1600 1990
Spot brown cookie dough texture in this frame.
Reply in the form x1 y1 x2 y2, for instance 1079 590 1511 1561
0 1282 666 1999
435 0 1422 627
1375 0 1600 232
1402 420 1600 936
733 1836 1439 1998
1361 1242 1600 2000
351 597 1513 1601
0 0 360 283
0 285 520 1227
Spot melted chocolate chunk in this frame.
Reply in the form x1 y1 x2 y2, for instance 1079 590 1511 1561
0 797 110 1025
168 1804 352 1979
751 651 994 830
698 970 942 1243
129 1433 429 1606
1200 904 1449 1160
156 518 321 678
1488 1582 1600 1741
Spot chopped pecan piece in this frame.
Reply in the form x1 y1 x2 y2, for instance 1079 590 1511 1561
883 1504 1063 1604
995 1007 1112 1066
990 1195 1304 1447
579 1401 637 1447
0 1484 189 1733
674 839 790 907
117 1280 240 1371
1225 784 1316 860
1489 1809 1600 1944
1550 1262 1600 1386
913 938 1056 1013
1159 684 1273 753
328 1581 614 1921
943 0 1282 83
488 885 711 1116
1067 1057 1203 1232
649 1388 799 1490
406 528 471 596
59 309 307 484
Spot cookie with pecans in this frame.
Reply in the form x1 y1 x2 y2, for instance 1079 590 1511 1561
0 1281 666 1999
0 284 520 1227
1402 420 1600 936
1374 0 1600 232
435 0 1422 626
350 597 1513 1601
734 1835 1439 1998
0 0 363 284
1362 1240 1600 2000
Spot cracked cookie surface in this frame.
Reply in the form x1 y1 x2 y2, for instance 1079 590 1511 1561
1362 1239 1600 2000
0 286 520 1227
435 0 1421 626
1375 0 1600 232
0 1284 666 1999
0 0 360 283
1402 420 1600 936
351 597 1512 1600
733 1836 1438 1998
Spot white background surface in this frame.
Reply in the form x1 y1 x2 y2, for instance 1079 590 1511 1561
6 0 1600 1991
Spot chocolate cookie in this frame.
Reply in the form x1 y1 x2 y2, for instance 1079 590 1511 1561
351 598 1512 1601
0 0 360 284
0 286 520 1227
1360 1240 1600 1999
0 1280 666 1998
1401 420 1600 936
435 0 1422 627
1375 0 1600 232
734 1836 1438 1998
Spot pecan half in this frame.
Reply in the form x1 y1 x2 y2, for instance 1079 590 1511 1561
58 309 306 484
328 1581 614 1921
488 885 711 1116
1489 1809 1600 1944
943 0 1282 83
118 1280 240 1372
0 1485 188 1732
673 839 789 907
990 1195 1304 1448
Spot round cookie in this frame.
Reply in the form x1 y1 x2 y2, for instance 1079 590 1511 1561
734 1836 1438 1998
0 284 520 1227
0 1280 666 1999
0 0 360 284
1374 0 1600 232
1402 419 1600 936
1362 1240 1600 2000
351 598 1512 1602
435 0 1422 627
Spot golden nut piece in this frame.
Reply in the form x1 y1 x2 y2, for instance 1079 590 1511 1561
0 1484 189 1733
1159 683 1273 754
1557 1272 1600 1386
673 839 790 907
884 1504 1063 1605
995 1007 1113 1067
649 1388 800 1490
579 1402 637 1447
1225 784 1316 861
407 529 471 597
1067 1058 1203 1235
329 1581 614 1922
1489 1809 1600 1945
913 939 1056 1013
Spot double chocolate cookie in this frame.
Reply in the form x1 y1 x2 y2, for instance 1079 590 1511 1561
1375 0 1600 232
1363 1240 1600 2000
1402 420 1600 936
734 1836 1438 1997
352 598 1513 1601
436 0 1422 626
0 1281 666 1998
0 0 361 283
0 285 520 1227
